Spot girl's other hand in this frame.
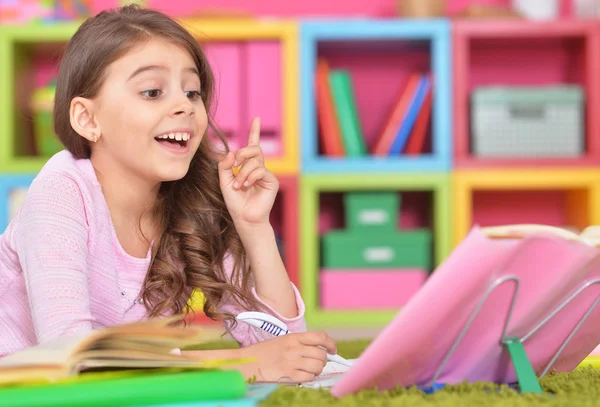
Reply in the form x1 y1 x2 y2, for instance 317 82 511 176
236 331 338 383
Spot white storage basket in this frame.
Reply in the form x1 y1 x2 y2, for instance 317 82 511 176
471 85 585 158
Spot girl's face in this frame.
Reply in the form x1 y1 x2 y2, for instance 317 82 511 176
89 37 207 183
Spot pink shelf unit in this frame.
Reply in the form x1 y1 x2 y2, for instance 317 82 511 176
203 41 282 158
320 269 427 309
453 20 600 168
472 189 587 231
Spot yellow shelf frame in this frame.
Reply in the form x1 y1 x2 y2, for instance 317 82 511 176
453 169 600 246
184 19 299 175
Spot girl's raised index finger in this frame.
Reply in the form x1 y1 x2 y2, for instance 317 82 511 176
247 117 261 146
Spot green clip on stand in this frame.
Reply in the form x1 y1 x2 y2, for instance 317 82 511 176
425 273 600 394
503 338 543 394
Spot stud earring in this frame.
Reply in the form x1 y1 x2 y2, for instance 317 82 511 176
91 132 98 143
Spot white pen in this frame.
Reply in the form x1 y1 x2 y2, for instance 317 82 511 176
236 311 354 368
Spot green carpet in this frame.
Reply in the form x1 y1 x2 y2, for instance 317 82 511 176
188 340 600 406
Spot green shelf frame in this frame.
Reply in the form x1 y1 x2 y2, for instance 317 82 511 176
0 24 80 172
300 173 452 329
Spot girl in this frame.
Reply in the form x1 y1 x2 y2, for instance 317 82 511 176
0 5 337 382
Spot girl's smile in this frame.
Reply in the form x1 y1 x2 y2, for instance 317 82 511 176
154 129 194 154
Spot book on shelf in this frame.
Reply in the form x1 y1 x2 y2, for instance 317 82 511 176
315 59 345 157
329 69 367 157
377 74 432 156
404 84 432 155
315 60 433 158
388 75 431 155
372 74 421 156
0 315 241 387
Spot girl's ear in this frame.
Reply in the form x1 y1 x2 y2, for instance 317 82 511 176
69 97 102 143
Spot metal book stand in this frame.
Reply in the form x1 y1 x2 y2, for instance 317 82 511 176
429 274 600 393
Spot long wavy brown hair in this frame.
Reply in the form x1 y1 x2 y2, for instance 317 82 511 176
52 5 263 327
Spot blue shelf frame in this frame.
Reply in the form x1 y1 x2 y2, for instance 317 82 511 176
300 19 452 173
0 174 35 232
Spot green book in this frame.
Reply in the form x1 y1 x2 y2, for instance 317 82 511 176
329 70 367 156
0 369 246 407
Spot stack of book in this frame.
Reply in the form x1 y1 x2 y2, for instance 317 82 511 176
316 59 432 157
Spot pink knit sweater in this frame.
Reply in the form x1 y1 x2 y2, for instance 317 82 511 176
0 151 306 357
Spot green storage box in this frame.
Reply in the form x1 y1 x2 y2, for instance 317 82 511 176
31 83 63 157
344 192 399 231
321 229 432 269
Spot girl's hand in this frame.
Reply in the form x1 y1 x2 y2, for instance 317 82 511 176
236 332 338 383
218 117 278 228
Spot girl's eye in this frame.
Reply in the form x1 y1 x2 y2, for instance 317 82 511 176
185 90 203 100
141 89 162 99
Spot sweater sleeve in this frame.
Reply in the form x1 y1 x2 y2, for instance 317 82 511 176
12 171 94 344
216 254 307 347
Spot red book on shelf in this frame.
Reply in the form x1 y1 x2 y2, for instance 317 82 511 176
404 83 432 155
315 59 345 157
372 74 420 156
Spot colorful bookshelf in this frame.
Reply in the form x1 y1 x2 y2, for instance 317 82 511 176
5 16 600 331
452 169 600 246
453 20 600 168
0 19 299 175
0 174 35 231
300 173 451 328
300 19 452 173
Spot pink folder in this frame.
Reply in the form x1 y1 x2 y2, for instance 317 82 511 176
332 225 600 398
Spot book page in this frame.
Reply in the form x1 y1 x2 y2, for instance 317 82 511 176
0 316 201 371
0 366 69 387
300 360 356 389
73 350 249 375
482 224 588 243
0 319 190 368
0 316 229 385
0 333 89 369
581 226 600 246
65 315 209 358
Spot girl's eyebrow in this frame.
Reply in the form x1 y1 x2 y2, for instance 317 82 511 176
127 65 199 81
127 64 166 81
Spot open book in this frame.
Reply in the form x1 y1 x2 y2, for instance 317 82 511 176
0 316 239 387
